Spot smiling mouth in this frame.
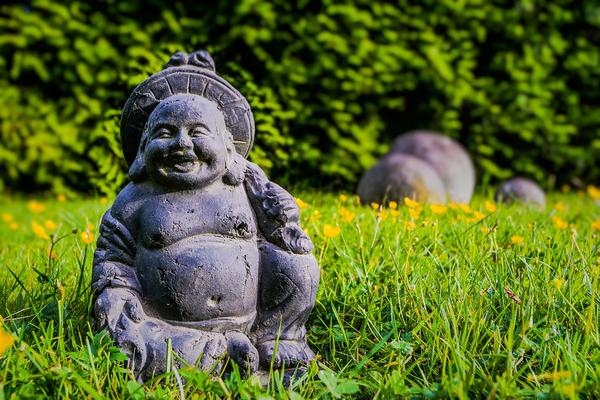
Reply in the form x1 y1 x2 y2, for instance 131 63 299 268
164 155 200 173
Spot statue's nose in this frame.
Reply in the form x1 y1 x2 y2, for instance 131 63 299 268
172 130 194 150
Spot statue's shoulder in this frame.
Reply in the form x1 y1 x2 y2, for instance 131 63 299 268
106 182 153 228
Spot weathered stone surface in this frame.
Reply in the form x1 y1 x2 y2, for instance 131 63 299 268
357 153 447 205
92 51 319 381
495 177 546 206
390 130 475 203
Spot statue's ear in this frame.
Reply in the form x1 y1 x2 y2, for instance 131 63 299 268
128 131 149 182
223 148 246 186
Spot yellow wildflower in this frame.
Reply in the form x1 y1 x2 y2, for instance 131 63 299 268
405 221 416 231
295 198 309 210
388 201 398 210
511 235 524 245
0 328 15 356
99 197 108 205
473 211 486 221
378 209 389 221
370 202 379 210
323 224 341 238
9 223 18 231
1 213 13 223
27 200 45 213
339 208 355 223
449 202 459 210
408 207 422 220
403 197 419 208
592 220 600 230
551 277 565 291
310 209 321 222
458 204 472 214
44 220 57 230
561 184 570 193
552 216 568 230
390 209 400 217
338 194 348 202
57 194 67 202
430 204 447 215
553 202 566 212
32 222 50 240
47 246 58 261
81 231 95 245
480 226 491 234
587 185 600 200
86 223 95 231
484 201 497 213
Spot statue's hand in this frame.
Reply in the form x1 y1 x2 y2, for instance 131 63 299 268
225 331 259 376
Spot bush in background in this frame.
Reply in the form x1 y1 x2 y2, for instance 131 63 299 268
1 0 599 195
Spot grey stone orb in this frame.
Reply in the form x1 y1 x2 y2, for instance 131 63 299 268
357 153 447 205
495 177 546 206
390 130 475 203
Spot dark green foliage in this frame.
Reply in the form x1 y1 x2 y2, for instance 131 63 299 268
1 0 599 194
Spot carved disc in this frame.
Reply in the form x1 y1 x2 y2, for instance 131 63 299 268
121 66 255 165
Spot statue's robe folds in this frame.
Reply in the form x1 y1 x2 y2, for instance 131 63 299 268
91 161 319 380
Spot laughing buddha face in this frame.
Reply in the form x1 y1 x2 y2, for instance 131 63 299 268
134 94 235 189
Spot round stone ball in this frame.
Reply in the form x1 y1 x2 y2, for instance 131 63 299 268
495 177 546 206
390 130 475 203
357 153 447 206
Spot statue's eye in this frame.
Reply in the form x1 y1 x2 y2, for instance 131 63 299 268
189 127 209 137
154 128 172 139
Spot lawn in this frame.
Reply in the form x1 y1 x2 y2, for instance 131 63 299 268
0 191 599 399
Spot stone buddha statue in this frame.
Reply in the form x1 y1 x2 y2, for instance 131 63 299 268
91 50 320 381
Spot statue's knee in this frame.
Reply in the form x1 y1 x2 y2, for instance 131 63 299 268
259 242 319 303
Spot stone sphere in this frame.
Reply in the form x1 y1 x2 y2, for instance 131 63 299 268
357 153 447 205
390 131 475 203
495 177 546 206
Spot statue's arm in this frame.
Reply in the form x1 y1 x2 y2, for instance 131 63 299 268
244 161 313 255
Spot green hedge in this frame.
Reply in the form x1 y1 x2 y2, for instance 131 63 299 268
1 0 599 195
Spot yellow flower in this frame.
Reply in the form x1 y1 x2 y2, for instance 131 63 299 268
408 207 422 220
388 201 398 210
27 200 45 213
323 224 341 238
378 209 389 221
370 202 380 210
552 216 568 230
592 220 600 230
1 213 13 223
484 201 497 213
295 198 309 210
81 231 95 245
551 277 565 291
310 209 321 222
32 221 50 240
480 226 491 234
511 235 524 245
403 197 419 208
338 194 348 202
86 223 95 231
405 221 416 231
587 185 600 200
390 209 400 217
561 184 570 193
553 202 566 212
473 211 486 221
47 246 58 260
9 223 18 231
99 197 108 205
57 194 66 202
339 208 355 223
449 202 459 210
430 204 447 215
0 328 15 356
44 220 57 230
458 204 472 214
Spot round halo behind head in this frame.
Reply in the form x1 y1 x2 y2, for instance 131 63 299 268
120 50 255 166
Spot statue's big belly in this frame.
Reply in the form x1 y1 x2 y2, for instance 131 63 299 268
136 235 259 323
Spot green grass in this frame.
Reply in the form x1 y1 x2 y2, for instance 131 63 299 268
0 192 599 399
